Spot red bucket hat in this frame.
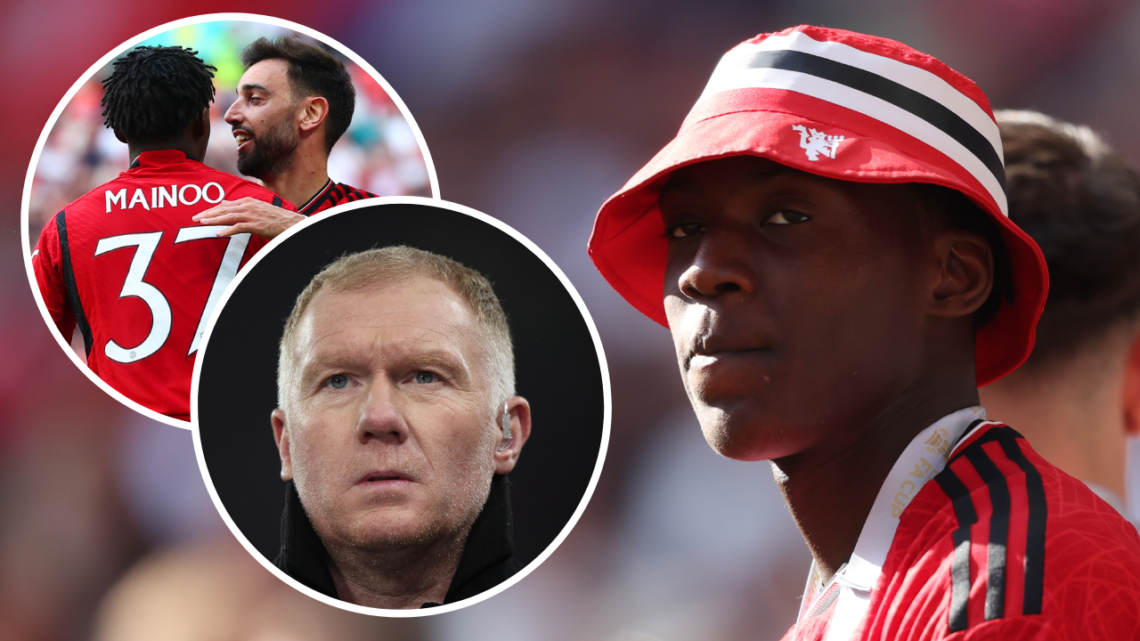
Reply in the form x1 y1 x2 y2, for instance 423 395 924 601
587 25 1048 386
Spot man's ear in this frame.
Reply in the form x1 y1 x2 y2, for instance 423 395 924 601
927 230 994 319
494 397 531 475
296 96 329 135
191 108 211 158
192 108 210 138
1122 330 1140 437
271 408 294 481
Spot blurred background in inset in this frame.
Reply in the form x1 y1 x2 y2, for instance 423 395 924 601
2 0 1137 639
26 19 431 242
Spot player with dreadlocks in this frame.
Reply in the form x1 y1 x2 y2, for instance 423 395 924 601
32 45 296 423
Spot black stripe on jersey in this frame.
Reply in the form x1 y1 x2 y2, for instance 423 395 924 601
735 49 1006 189
945 425 1048 620
964 446 1011 621
934 468 977 633
997 434 1047 615
950 418 988 452
298 179 334 216
300 197 323 216
272 195 283 207
948 424 1024 464
55 211 93 356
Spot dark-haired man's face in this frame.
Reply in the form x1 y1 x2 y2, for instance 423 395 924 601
225 59 300 179
661 156 937 463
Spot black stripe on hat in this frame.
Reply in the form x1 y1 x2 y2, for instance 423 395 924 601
56 211 93 357
735 49 1005 190
964 446 1011 621
934 466 977 633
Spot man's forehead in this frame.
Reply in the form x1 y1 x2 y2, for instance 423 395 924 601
658 154 922 214
295 277 480 353
239 58 291 93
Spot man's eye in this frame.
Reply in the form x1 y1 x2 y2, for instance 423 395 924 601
327 374 349 389
767 211 810 225
413 371 437 384
668 222 703 238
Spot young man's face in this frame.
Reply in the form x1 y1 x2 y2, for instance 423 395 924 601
272 277 500 554
224 58 300 179
661 156 938 462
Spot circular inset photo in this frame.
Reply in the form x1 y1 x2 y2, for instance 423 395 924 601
192 198 610 615
22 13 438 428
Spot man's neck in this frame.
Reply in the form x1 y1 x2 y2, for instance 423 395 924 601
324 529 469 609
771 369 980 584
980 351 1128 500
259 143 330 209
127 141 199 164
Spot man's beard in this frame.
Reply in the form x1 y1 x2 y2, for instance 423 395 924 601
235 115 299 180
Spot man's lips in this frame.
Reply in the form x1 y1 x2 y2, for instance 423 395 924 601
687 347 772 370
685 332 772 368
355 470 414 486
232 129 253 152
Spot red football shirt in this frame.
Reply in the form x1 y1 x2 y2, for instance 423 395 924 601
783 411 1140 640
32 150 295 421
297 179 375 216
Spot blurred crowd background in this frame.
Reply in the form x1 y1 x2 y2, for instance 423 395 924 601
26 19 432 236
2 0 1138 639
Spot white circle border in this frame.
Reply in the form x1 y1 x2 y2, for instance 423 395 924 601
19 12 443 430
189 196 613 617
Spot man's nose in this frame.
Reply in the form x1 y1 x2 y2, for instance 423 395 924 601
356 378 409 445
676 230 756 301
223 101 241 126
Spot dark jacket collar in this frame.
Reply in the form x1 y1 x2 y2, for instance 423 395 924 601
274 474 522 607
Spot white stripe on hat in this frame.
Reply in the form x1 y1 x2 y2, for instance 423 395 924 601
691 31 1007 216
698 32 1003 161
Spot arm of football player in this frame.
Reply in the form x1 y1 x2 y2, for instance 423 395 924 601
192 198 305 239
32 219 77 338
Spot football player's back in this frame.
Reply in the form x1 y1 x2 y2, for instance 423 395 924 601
31 45 292 422
35 152 286 420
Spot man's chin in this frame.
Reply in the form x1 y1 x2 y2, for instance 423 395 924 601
334 511 456 551
235 156 264 179
695 403 803 462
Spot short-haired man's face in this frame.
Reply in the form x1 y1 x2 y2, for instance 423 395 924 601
225 58 299 179
661 156 937 462
274 276 500 552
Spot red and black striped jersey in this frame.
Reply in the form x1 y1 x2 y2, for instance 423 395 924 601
297 179 376 216
785 417 1140 640
31 150 295 422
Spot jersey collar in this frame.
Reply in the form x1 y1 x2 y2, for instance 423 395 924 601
797 406 992 637
298 178 334 214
